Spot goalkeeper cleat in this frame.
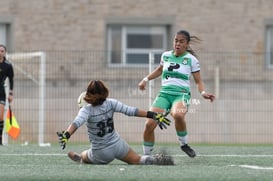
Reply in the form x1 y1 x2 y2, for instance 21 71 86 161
68 151 82 163
153 153 174 165
181 144 196 158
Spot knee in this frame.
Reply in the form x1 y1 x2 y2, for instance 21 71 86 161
81 151 92 163
171 112 185 121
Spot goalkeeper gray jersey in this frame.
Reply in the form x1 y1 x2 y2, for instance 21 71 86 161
72 98 138 149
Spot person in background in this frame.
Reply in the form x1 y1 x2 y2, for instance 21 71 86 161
57 80 174 165
0 44 14 145
138 30 215 157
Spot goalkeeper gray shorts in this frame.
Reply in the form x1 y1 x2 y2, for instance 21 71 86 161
86 138 130 164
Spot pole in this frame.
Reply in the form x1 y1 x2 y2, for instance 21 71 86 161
39 52 46 146
148 52 155 106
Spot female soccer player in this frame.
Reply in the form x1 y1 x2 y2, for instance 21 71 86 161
0 44 14 145
138 30 215 157
57 80 173 165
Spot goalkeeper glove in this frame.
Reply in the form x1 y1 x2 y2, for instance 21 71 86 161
56 131 70 150
147 111 171 129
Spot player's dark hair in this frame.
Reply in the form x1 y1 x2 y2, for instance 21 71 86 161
0 44 7 60
176 30 201 58
84 80 109 106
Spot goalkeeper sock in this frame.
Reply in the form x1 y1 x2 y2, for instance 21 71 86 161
0 121 3 145
143 141 154 155
139 155 155 165
177 131 188 146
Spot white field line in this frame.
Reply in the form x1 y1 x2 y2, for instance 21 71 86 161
1 153 273 170
174 154 273 157
230 165 273 170
0 153 66 156
1 153 273 157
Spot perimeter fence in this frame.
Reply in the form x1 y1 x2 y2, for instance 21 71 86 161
3 51 273 145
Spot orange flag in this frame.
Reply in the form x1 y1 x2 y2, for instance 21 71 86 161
5 106 20 139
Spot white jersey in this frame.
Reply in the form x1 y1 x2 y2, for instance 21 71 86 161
72 98 137 150
160 50 200 94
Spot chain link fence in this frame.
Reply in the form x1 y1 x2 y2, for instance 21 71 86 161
4 51 273 145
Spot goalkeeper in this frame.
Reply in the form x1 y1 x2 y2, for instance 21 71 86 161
57 80 173 165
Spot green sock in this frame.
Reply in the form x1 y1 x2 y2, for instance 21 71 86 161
177 131 188 146
143 141 154 155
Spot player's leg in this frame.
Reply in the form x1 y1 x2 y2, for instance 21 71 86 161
143 94 170 155
67 151 83 163
68 149 95 164
121 147 174 165
116 138 154 165
171 96 196 157
0 102 5 145
81 150 93 163
68 148 114 164
115 138 143 164
83 148 115 164
143 107 161 155
121 147 144 164
82 142 131 164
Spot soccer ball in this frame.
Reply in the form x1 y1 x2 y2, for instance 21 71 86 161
77 91 87 108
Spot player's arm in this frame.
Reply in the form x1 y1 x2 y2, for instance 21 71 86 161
65 123 78 136
138 65 163 90
192 71 215 102
57 123 78 149
111 99 170 129
136 109 171 130
57 94 91 149
8 64 14 103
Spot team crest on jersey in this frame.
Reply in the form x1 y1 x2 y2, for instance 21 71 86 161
182 58 189 65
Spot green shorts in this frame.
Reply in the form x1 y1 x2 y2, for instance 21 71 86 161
152 91 191 111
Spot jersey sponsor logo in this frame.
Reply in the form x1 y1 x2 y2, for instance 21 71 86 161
162 71 189 80
167 63 180 71
163 62 189 80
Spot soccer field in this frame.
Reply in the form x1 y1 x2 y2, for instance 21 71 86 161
0 144 273 181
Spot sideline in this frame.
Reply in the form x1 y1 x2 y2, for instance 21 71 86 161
174 154 273 157
1 153 273 157
230 164 273 170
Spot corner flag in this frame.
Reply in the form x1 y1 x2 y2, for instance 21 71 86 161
5 105 20 139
